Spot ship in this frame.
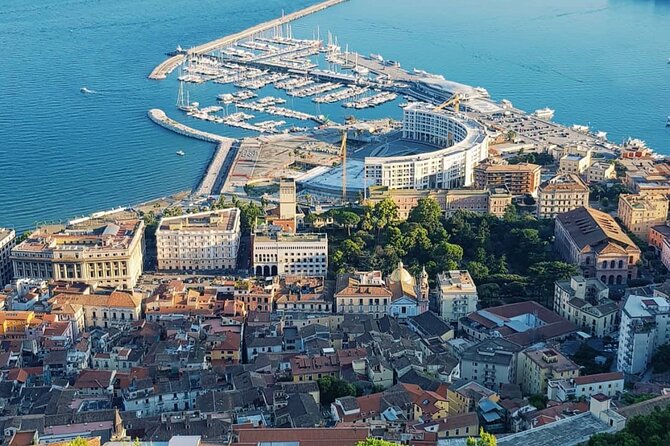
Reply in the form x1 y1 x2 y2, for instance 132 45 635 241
532 107 555 120
176 150 185 156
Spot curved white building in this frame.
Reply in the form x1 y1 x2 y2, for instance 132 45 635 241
365 103 489 190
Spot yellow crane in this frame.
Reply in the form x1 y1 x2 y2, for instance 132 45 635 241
433 93 462 113
340 130 347 201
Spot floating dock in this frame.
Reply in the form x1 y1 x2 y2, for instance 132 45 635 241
148 0 348 80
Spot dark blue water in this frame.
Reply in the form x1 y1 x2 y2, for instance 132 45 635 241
1 0 669 231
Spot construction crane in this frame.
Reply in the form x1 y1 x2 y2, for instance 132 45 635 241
434 93 462 113
340 130 348 202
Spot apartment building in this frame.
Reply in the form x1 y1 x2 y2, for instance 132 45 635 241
586 161 616 183
554 276 619 337
460 338 522 391
156 209 241 272
252 231 328 277
0 229 16 288
436 270 478 323
516 347 580 396
11 218 145 289
335 271 392 318
474 162 541 195
49 290 142 329
554 207 641 285
617 294 670 374
547 372 624 402
617 194 669 242
536 174 589 219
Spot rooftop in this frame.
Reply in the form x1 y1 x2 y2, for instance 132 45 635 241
497 412 613 446
556 207 638 253
158 209 240 233
437 270 476 292
475 162 541 173
539 174 588 192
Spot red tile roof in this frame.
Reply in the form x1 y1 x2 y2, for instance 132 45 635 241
573 372 624 385
232 426 369 446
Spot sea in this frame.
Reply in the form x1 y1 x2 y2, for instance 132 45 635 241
1 0 669 231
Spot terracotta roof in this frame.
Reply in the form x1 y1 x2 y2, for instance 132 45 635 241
74 369 115 389
573 372 624 385
50 291 141 309
556 207 639 253
440 412 479 431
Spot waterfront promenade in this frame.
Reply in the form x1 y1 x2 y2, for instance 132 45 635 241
148 0 348 80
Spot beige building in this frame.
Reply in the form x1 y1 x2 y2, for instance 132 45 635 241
554 276 618 337
555 207 641 285
516 347 580 396
11 218 145 289
586 161 616 183
335 271 391 318
559 150 592 176
156 209 241 272
437 270 478 323
0 229 16 288
366 186 512 220
49 290 142 329
474 162 541 195
617 193 669 242
252 231 328 277
536 174 590 219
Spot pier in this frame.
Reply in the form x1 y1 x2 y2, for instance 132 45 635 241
195 140 239 196
148 0 348 80
147 109 239 197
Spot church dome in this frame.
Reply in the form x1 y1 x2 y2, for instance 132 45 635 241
388 261 415 286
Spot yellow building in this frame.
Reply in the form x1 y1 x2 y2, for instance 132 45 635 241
517 347 580 396
559 150 592 176
49 291 142 329
11 218 145 289
537 174 590 219
0 311 40 339
617 193 669 242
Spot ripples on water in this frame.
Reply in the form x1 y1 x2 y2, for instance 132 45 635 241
0 0 668 230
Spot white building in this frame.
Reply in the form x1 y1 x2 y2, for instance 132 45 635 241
547 372 624 402
437 270 478 323
554 276 618 337
156 209 241 272
617 294 670 374
252 231 328 277
365 103 488 190
0 229 16 288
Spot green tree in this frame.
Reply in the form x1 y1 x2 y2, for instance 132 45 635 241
466 261 490 282
651 343 670 373
238 201 263 230
432 241 464 271
356 439 402 446
529 393 548 409
528 261 579 306
408 197 443 233
466 429 497 446
372 198 399 236
335 211 361 235
318 376 356 406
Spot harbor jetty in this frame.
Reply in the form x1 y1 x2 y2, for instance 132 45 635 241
147 109 238 197
148 0 348 80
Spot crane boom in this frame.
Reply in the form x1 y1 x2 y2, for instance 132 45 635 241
434 93 461 113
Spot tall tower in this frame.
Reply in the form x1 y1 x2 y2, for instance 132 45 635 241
420 266 429 301
279 178 297 226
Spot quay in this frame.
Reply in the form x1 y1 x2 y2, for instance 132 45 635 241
195 140 240 196
147 109 238 197
148 0 348 80
147 109 231 143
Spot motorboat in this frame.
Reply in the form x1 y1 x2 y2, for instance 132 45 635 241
176 150 185 156
532 107 555 120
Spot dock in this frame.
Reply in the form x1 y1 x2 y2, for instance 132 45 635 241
195 140 240 196
148 0 348 80
147 109 231 143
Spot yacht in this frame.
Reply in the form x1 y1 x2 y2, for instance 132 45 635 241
666 116 670 127
532 107 555 120
176 150 185 156
80 87 95 94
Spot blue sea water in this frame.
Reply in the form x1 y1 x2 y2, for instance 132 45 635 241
1 0 669 231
